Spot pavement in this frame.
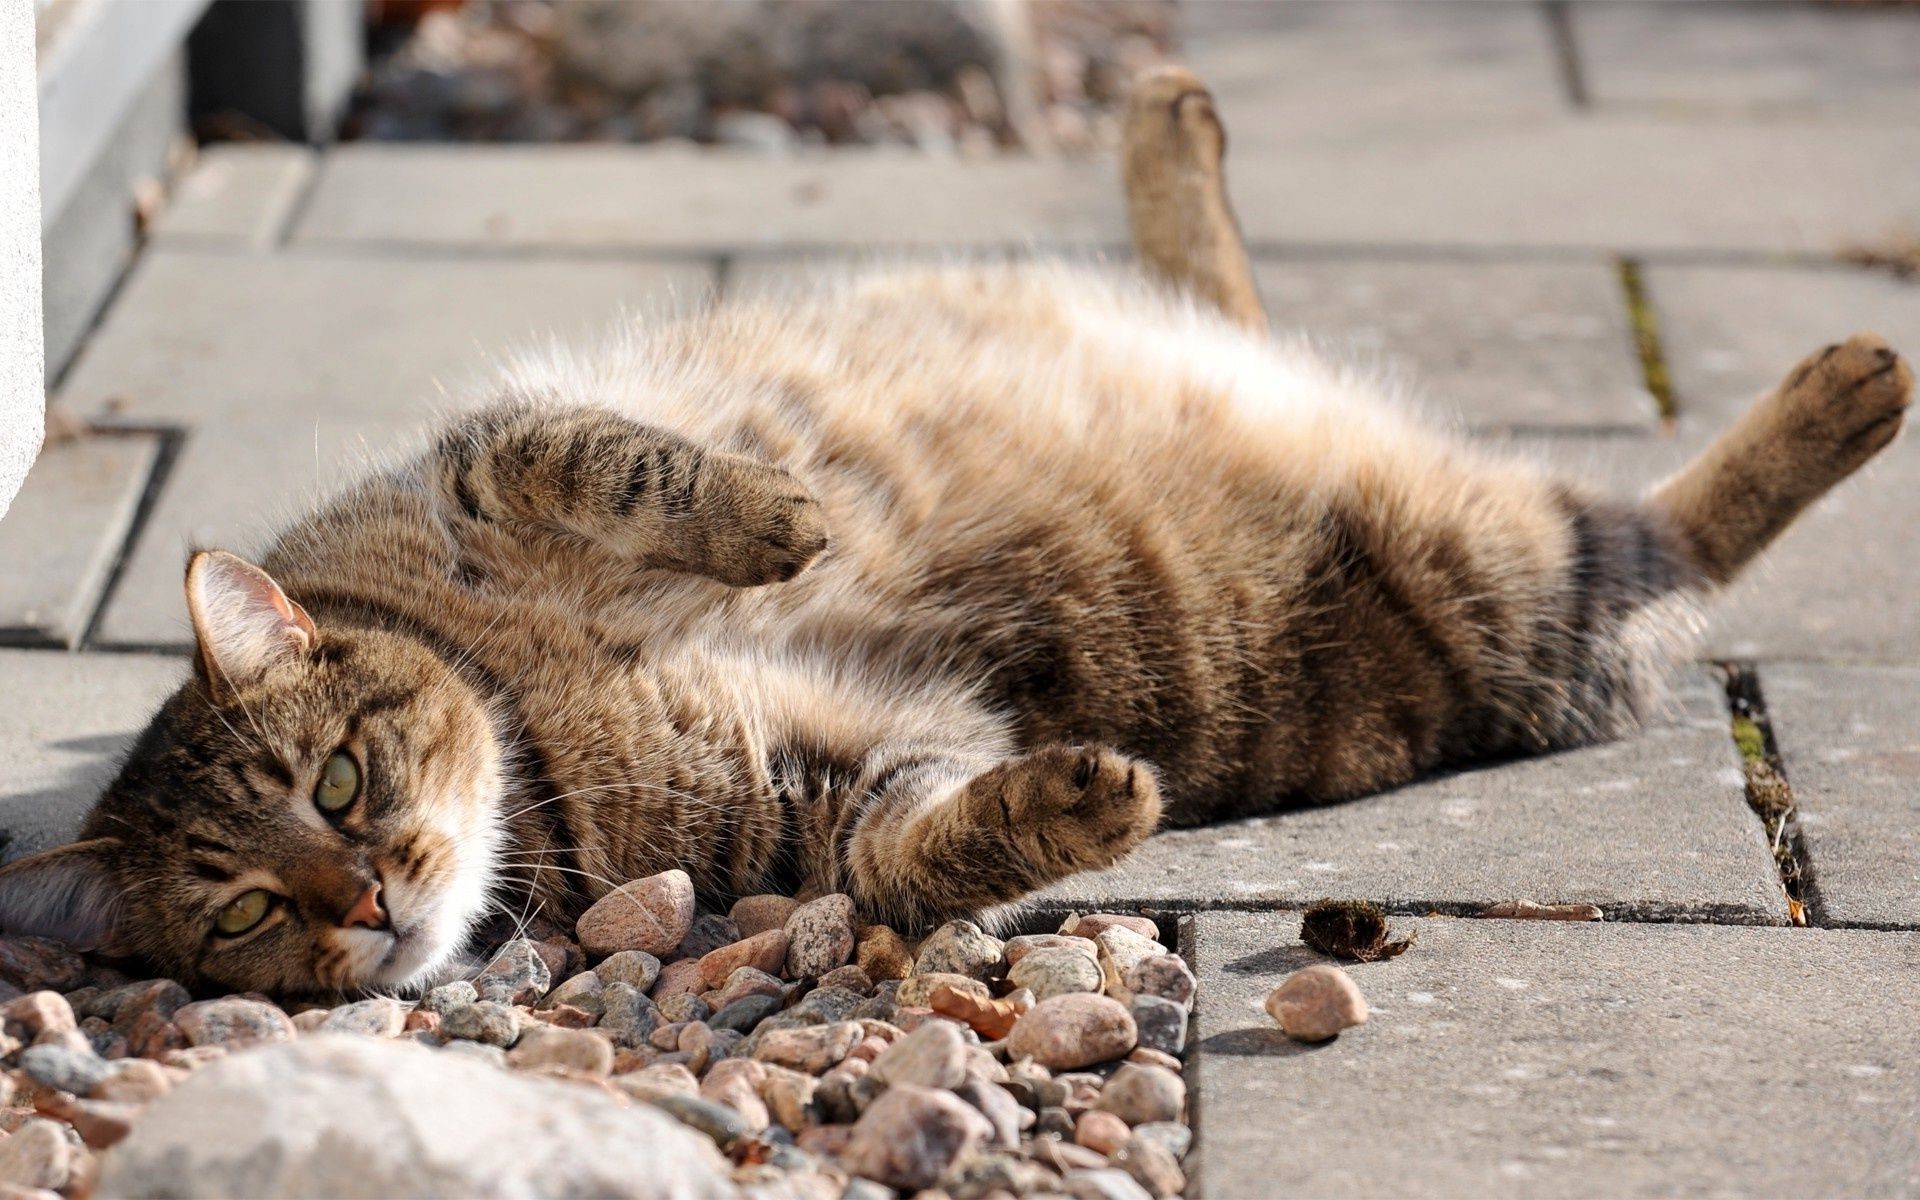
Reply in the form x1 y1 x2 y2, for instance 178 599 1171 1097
5 3 1918 1195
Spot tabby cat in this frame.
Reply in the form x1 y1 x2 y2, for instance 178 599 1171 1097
0 69 1908 996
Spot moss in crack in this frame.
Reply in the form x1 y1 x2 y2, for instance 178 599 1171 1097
1724 663 1808 925
1617 257 1677 430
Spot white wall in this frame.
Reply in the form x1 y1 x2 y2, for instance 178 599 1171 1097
0 0 43 522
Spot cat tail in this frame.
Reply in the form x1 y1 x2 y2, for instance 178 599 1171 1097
1122 66 1267 333
1643 333 1910 589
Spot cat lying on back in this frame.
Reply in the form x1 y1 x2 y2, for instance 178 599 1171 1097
0 68 1908 996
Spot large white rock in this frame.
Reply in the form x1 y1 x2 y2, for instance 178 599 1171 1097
96 1035 737 1200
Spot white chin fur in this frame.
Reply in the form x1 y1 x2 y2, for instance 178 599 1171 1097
361 807 503 993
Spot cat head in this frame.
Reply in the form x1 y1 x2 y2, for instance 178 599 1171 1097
0 551 506 996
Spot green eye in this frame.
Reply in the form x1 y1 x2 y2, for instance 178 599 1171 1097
315 750 361 814
214 889 272 936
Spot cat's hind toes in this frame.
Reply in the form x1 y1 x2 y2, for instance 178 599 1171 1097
980 744 1163 874
1778 333 1912 464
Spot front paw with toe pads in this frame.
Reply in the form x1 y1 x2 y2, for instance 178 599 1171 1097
963 745 1163 881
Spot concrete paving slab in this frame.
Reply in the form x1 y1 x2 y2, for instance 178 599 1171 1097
1252 258 1655 432
1189 912 1920 1198
57 250 714 426
1571 0 1920 119
0 650 184 860
152 144 318 250
1040 672 1788 924
1184 0 1567 148
1763 664 1920 929
0 434 158 648
1642 265 1920 663
292 146 1122 251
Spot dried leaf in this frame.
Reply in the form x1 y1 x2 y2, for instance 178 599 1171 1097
1477 900 1604 922
1300 899 1414 962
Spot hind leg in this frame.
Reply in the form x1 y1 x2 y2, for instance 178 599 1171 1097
1648 333 1911 585
1123 66 1267 332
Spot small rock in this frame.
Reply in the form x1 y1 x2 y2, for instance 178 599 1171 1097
789 985 866 1024
759 1064 816 1130
895 972 986 1008
1095 1063 1184 1125
321 998 407 1038
0 939 85 993
955 1076 1024 1146
752 1021 863 1074
1075 1109 1132 1155
713 966 786 1009
1131 1121 1191 1160
0 1119 71 1190
1094 928 1163 1000
441 1001 521 1048
913 920 1004 980
816 964 873 995
651 959 707 1004
839 1084 993 1192
698 928 789 989
730 895 801 938
1125 955 1196 1009
508 1026 614 1076
527 940 572 984
784 895 857 978
173 998 295 1048
931 984 1029 1040
100 979 190 1033
1128 995 1187 1056
597 983 660 1047
3 993 73 1040
649 1092 750 1149
1265 964 1368 1042
699 1059 770 1132
674 913 742 961
658 991 711 1025
868 1019 967 1090
593 950 662 993
1007 945 1104 1001
419 981 478 1016
1006 994 1136 1070
539 972 605 1017
36 1093 136 1150
89 1058 171 1104
710 993 781 1035
1127 1046 1182 1072
1064 1166 1155 1200
439 1039 509 1070
1061 914 1159 944
20 1042 110 1094
475 940 552 1006
854 925 914 981
1113 1134 1186 1198
611 1062 698 1104
576 871 696 958
1005 933 1099 966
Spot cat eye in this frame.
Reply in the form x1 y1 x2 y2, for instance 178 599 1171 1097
214 889 273 937
314 750 361 814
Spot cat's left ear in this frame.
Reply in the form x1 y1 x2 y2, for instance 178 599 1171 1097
0 839 130 955
186 550 317 702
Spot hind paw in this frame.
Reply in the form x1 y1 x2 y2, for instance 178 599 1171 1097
961 745 1163 880
1775 333 1913 466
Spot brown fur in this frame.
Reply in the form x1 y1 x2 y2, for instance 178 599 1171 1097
0 72 1907 996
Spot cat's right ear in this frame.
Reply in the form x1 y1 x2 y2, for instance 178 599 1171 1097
185 550 317 702
0 839 128 954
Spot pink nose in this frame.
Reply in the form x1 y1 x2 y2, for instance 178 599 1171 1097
341 883 388 931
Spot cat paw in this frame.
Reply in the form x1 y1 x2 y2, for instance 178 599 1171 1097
702 458 830 587
1774 333 1912 468
965 745 1163 879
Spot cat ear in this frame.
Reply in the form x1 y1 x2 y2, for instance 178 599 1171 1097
0 839 129 955
186 550 317 701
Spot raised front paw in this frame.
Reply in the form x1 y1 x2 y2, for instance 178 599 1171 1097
698 456 830 587
1775 332 1912 468
963 744 1163 880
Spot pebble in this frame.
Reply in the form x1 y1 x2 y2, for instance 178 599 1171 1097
19 1043 111 1094
593 950 662 993
1265 964 1368 1042
698 928 789 989
1005 933 1099 966
1094 927 1163 1000
474 940 552 1006
713 966 786 1009
320 999 407 1038
173 998 295 1048
508 1026 614 1076
1007 944 1104 1001
3 994 74 1040
1131 1121 1192 1160
1126 955 1196 1009
912 920 1005 980
1006 994 1136 1070
438 1040 508 1069
0 939 86 994
892 971 984 1008
575 870 697 958
1061 914 1159 943
838 1084 993 1192
1113 1134 1186 1198
611 1062 697 1104
930 984 1029 1040
89 1058 171 1104
816 964 873 995
955 1076 1026 1146
760 1065 816 1130
441 1001 522 1048
419 981 478 1016
38 1093 136 1150
674 913 742 961
1075 1109 1132 1155
1095 1063 1185 1125
598 983 660 1047
1128 995 1188 1056
650 1092 749 1149
1064 1166 1155 1200
752 1022 863 1074
0 1119 72 1191
783 895 857 978
539 972 606 1017
710 993 781 1034
868 1019 968 1090
651 959 707 1004
853 925 914 981
730 895 801 938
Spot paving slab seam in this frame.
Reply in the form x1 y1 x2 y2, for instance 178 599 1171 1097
1024 896 1785 927
71 425 186 653
270 150 329 251
1540 0 1591 109
1720 661 1814 925
1614 256 1678 427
